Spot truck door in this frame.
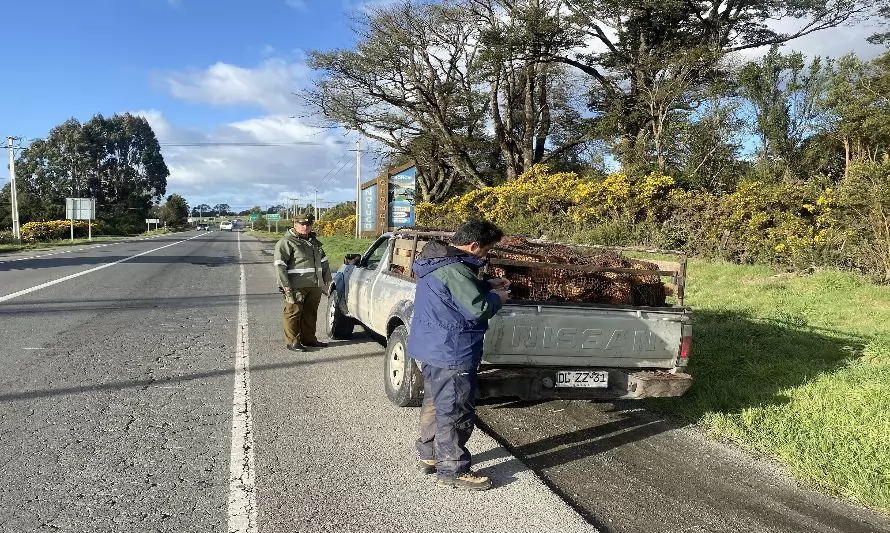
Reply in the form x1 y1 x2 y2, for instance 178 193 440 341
353 237 390 325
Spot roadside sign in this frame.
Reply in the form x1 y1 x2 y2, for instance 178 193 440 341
248 214 258 222
266 213 281 221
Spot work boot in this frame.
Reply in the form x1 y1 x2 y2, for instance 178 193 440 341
286 342 307 352
304 340 328 348
416 459 436 475
436 471 492 491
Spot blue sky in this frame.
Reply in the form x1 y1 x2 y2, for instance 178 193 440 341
0 0 388 212
0 0 885 212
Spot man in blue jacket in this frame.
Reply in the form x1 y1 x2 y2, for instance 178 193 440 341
407 219 510 491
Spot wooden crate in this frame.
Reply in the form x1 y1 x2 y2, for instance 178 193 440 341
390 237 428 272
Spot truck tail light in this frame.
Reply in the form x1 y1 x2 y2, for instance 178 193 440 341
680 335 692 360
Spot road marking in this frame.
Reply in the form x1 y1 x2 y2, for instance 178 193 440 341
0 235 202 303
0 234 170 264
228 230 258 533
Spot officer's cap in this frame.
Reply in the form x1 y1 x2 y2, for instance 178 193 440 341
294 213 315 224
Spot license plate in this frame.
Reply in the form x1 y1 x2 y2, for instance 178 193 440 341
555 370 609 388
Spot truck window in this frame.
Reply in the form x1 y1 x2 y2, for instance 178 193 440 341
364 239 389 271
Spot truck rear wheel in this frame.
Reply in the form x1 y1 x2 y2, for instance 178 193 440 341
384 325 423 407
326 289 354 339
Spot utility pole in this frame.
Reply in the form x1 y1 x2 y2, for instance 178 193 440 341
355 140 361 238
314 188 319 222
7 137 21 242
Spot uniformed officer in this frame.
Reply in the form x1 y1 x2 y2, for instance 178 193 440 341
273 213 332 352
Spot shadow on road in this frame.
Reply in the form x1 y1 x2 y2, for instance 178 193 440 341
0 351 379 403
0 292 283 315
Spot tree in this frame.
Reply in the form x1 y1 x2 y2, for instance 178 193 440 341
547 0 888 169
738 47 829 180
161 194 189 228
472 0 597 180
213 203 231 216
192 203 211 217
11 113 169 233
675 96 747 193
819 51 890 178
306 1 493 197
319 201 355 221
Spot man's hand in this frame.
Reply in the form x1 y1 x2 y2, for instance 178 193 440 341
488 277 511 290
493 288 510 303
281 287 296 304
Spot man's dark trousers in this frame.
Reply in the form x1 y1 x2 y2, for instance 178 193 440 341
415 363 478 476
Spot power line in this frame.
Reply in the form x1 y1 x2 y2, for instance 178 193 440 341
158 140 349 147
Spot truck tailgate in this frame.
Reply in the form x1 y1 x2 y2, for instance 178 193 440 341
482 303 690 368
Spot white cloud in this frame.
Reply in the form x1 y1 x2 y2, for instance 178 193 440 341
346 0 402 15
734 18 885 62
161 59 310 114
133 109 371 212
147 55 395 211
285 0 306 10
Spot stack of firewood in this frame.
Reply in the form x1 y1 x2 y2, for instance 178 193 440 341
488 236 667 306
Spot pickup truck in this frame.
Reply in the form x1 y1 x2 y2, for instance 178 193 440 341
326 231 693 407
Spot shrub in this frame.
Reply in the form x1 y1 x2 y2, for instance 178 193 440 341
20 220 104 242
416 165 842 272
318 215 356 237
835 157 890 282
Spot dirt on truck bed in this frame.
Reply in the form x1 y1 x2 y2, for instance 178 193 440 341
488 236 668 307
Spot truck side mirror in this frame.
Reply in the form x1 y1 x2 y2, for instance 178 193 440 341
344 253 361 266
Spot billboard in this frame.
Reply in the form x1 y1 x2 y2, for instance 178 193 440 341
387 166 416 227
361 184 378 233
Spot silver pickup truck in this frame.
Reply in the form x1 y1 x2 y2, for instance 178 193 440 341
326 231 693 407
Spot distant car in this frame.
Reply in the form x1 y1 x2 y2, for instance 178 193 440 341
196 223 209 231
220 221 234 231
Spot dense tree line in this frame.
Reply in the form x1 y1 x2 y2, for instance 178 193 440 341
305 0 890 201
1 113 169 234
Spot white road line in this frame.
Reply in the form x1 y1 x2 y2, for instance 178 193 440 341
0 233 171 264
0 235 203 303
228 230 258 533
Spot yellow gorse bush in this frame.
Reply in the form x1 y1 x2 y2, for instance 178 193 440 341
21 220 103 243
317 215 356 237
416 164 838 267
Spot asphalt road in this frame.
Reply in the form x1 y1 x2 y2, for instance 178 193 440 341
0 230 887 533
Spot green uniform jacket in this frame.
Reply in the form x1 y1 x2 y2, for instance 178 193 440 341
273 229 332 290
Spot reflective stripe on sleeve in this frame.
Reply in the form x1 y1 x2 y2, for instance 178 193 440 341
274 260 287 267
288 267 317 274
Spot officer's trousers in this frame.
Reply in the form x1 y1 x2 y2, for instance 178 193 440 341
282 287 322 345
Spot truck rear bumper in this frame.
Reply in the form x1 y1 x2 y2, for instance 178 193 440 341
476 367 692 400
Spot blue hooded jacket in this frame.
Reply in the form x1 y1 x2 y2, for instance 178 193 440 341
406 241 503 370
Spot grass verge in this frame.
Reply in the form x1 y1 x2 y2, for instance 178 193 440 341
0 230 175 253
647 260 890 514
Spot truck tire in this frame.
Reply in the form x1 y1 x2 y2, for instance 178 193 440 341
384 325 423 407
326 289 354 339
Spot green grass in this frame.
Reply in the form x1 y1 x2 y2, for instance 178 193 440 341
247 229 374 270
647 260 890 514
